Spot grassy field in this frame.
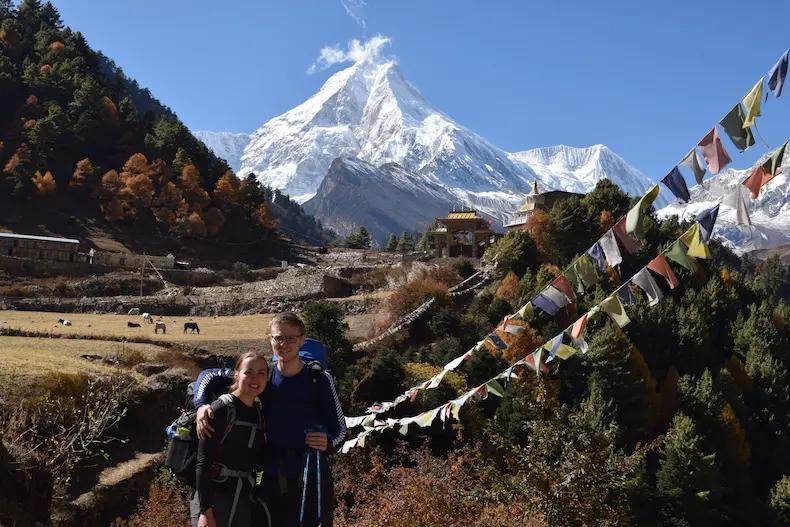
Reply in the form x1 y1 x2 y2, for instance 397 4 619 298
0 309 378 343
0 310 275 342
0 336 169 396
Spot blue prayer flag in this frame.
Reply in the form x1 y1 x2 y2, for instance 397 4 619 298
695 204 719 243
661 167 691 203
587 243 607 273
532 293 560 316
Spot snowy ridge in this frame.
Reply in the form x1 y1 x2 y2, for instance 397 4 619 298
191 131 250 173
658 155 790 254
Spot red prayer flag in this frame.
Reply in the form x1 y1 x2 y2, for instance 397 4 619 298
613 217 644 254
571 314 588 339
552 274 576 303
524 352 550 374
698 128 732 174
647 254 680 289
742 165 778 199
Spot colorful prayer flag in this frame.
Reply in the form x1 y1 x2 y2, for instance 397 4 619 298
552 274 576 303
723 186 751 227
626 184 661 238
618 283 638 305
719 104 755 152
742 165 770 199
742 78 763 128
695 204 719 243
614 216 644 254
686 224 712 259
698 128 731 174
647 254 680 289
515 302 534 320
761 141 787 178
571 314 588 339
666 240 699 272
631 268 663 306
599 230 623 267
587 242 607 272
574 255 600 290
532 293 560 316
542 285 570 309
661 167 691 203
600 294 631 328
680 149 706 185
767 49 789 98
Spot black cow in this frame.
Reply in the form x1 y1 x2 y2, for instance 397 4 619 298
183 322 200 334
127 321 141 328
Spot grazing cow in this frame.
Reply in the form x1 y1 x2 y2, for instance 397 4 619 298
183 322 200 334
142 313 153 324
57 318 72 326
127 321 141 328
128 308 141 316
154 321 166 334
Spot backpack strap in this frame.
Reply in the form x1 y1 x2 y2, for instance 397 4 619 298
218 394 237 445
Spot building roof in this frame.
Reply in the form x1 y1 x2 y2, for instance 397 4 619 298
0 232 80 244
445 211 483 220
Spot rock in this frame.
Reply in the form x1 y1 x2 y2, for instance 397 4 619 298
132 362 169 376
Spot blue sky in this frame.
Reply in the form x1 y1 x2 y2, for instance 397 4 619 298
52 0 789 183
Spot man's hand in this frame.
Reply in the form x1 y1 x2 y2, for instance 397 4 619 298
198 507 216 527
305 431 328 451
196 404 214 440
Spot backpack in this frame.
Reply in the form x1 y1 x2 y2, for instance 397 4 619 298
164 393 261 487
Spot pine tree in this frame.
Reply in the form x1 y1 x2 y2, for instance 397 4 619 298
385 233 398 252
397 231 413 253
656 413 723 526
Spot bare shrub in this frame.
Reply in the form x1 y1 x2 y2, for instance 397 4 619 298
0 373 135 499
111 473 190 527
0 284 35 297
387 277 449 319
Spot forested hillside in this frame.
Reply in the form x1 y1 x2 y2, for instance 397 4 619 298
317 179 790 526
0 0 331 262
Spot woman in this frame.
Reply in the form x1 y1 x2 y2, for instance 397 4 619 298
191 351 269 527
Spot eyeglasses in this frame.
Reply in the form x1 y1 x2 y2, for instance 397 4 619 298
270 334 303 344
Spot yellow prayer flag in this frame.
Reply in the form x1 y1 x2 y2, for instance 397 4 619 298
742 78 763 129
600 294 631 328
686 224 712 259
625 185 661 238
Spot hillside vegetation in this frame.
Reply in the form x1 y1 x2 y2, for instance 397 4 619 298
315 179 790 527
0 0 332 264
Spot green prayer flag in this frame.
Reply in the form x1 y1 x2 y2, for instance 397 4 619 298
555 343 577 360
762 141 787 177
666 240 699 272
680 149 706 186
565 265 584 294
626 185 661 238
515 302 534 320
575 255 600 289
742 78 763 129
600 294 630 328
486 380 506 398
719 104 755 152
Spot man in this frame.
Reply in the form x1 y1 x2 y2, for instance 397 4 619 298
196 313 346 526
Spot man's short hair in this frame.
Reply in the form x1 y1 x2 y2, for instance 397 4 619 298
269 312 306 335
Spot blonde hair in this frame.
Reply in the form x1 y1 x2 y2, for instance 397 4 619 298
269 312 306 335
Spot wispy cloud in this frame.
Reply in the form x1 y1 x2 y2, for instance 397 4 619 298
341 0 367 29
307 35 391 75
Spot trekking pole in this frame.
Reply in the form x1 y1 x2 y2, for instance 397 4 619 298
316 449 322 526
300 450 311 526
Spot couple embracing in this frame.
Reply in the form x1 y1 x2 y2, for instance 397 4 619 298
190 313 347 527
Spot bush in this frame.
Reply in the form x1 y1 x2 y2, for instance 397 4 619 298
488 230 539 276
387 278 450 319
112 472 190 526
454 258 476 279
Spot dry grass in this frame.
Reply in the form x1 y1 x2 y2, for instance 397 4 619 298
0 310 275 342
0 336 163 395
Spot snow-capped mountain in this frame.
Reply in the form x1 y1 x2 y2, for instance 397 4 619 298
510 144 667 206
195 57 664 230
192 131 250 173
658 155 790 255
